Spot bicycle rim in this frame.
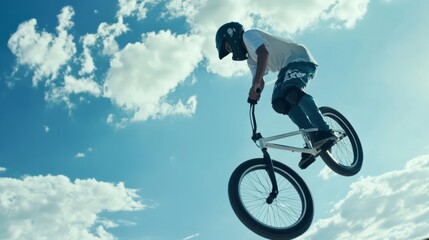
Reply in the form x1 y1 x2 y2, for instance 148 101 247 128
237 162 308 230
320 107 363 175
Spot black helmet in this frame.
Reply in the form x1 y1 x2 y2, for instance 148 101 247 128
215 22 247 61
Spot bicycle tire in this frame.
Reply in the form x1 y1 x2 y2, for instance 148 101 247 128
228 158 313 239
319 106 363 176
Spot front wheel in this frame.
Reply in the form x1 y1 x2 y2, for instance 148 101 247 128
319 106 363 176
228 158 313 240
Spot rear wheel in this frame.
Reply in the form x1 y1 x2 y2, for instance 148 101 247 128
319 106 363 176
228 158 313 239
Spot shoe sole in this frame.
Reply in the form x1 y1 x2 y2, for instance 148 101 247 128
299 156 316 169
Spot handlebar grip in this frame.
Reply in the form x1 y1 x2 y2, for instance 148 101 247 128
247 88 262 105
247 98 258 105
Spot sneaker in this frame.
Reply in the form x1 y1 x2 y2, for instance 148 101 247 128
299 153 315 169
299 147 316 169
311 130 337 149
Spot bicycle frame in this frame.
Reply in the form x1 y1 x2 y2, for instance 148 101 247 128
248 103 345 203
249 104 320 156
250 104 346 156
256 128 319 155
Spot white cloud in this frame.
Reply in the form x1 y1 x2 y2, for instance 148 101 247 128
44 75 102 107
75 147 94 158
103 30 202 122
44 125 50 133
107 114 129 128
183 233 200 240
165 0 370 77
75 152 85 158
7 6 103 109
0 167 6 173
299 154 429 240
171 0 369 32
318 165 336 180
164 0 206 21
79 33 98 76
4 77 16 89
0 175 145 240
322 0 369 29
7 0 372 123
8 6 76 86
63 75 102 96
96 17 129 56
117 0 158 20
7 4 129 94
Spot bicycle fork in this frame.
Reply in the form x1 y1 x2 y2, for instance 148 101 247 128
262 148 279 204
250 104 278 204
256 134 279 204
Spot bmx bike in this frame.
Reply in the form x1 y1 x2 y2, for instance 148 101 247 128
228 102 363 239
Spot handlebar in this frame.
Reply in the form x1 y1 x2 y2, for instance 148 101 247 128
249 101 262 142
248 88 262 142
247 98 258 105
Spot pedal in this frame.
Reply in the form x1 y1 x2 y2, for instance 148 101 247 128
299 156 316 169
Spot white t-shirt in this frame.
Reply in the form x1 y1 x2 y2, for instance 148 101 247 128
242 29 317 77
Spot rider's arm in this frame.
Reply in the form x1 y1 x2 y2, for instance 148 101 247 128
249 44 268 100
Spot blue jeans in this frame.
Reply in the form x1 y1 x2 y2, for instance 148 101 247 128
272 62 329 130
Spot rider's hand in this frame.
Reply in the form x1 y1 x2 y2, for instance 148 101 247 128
248 83 262 102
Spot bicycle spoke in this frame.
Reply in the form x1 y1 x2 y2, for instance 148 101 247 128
239 168 305 229
324 117 356 167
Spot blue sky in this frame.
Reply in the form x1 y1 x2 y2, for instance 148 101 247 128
1 0 429 239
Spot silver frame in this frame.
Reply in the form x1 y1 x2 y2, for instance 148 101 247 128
256 128 346 156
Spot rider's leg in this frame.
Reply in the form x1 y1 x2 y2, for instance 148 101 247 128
297 93 336 148
288 105 314 130
279 73 335 147
297 94 329 131
274 62 335 145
